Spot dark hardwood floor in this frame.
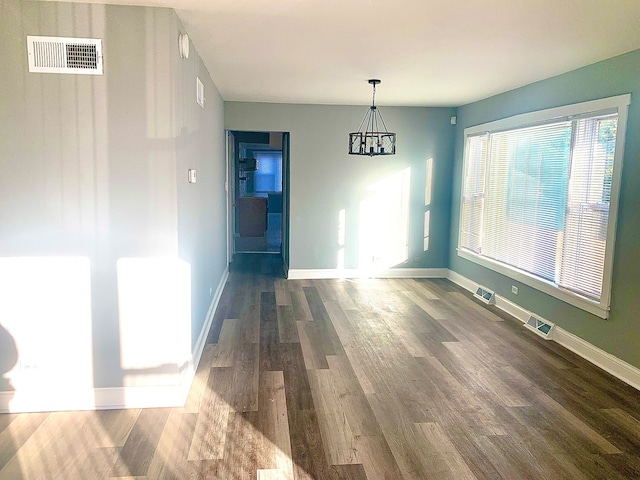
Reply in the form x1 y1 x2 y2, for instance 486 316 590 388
2 253 640 479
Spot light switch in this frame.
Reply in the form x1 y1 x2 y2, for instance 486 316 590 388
188 169 197 183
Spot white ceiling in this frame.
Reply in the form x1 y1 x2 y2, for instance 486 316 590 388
57 0 640 106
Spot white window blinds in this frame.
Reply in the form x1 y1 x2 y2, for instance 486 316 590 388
481 121 573 287
560 115 617 299
459 95 629 317
460 134 487 254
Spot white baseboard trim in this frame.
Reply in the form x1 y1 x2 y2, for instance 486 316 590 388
287 267 449 280
0 266 230 414
495 295 531 324
175 265 230 403
188 266 229 385
93 384 192 410
448 269 538 324
446 269 476 291
447 269 640 392
553 326 640 392
0 389 95 413
0 384 192 413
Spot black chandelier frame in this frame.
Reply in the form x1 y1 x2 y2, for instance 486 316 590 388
348 79 396 156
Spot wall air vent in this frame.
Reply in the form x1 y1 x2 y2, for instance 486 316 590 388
27 36 103 75
525 315 554 339
473 285 496 305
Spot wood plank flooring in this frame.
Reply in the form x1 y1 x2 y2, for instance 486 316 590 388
2 253 640 479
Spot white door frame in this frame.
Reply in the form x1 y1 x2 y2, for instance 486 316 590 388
225 131 236 264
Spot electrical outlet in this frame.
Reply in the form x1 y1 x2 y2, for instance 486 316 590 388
512 285 518 295
21 361 39 372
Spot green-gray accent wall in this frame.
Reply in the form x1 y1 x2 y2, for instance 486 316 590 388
449 49 640 369
225 103 456 271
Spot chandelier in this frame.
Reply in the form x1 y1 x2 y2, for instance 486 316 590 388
348 79 396 156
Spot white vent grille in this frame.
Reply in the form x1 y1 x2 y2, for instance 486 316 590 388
473 285 495 305
525 315 554 339
27 36 103 75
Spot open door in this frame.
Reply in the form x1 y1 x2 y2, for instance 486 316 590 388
282 132 290 272
230 131 285 255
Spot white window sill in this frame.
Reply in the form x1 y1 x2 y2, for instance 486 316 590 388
457 248 609 319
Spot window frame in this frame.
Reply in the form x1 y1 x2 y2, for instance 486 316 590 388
457 94 631 319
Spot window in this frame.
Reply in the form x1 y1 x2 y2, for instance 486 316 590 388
458 95 630 318
254 151 283 193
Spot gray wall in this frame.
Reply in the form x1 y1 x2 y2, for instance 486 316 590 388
225 103 456 271
0 0 226 393
449 50 640 368
172 17 227 354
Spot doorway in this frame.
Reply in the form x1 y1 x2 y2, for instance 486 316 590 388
227 131 289 264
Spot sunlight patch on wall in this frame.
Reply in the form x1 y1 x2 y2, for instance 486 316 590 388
337 208 346 270
424 157 433 251
117 258 191 388
359 167 411 270
424 211 431 252
425 157 433 206
0 257 94 411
